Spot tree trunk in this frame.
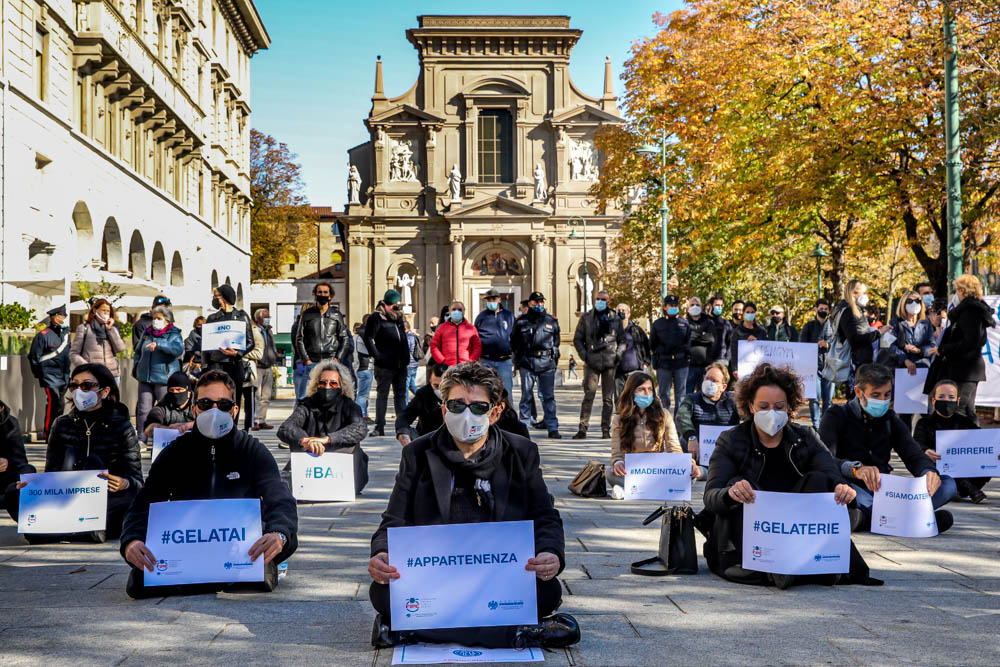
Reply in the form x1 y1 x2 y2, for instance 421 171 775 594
815 213 852 302
902 204 948 296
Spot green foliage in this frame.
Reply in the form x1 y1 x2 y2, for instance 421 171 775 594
76 276 126 305
0 302 37 330
118 320 134 341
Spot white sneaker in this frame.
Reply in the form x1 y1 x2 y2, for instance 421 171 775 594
611 485 625 500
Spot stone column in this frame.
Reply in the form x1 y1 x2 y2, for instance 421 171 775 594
450 235 464 303
373 238 389 304
532 234 547 294
347 236 370 326
554 237 571 324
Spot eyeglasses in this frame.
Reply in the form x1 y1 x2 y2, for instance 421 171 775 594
445 399 492 416
317 380 340 388
905 299 921 306
391 304 403 311
68 380 100 392
195 398 236 411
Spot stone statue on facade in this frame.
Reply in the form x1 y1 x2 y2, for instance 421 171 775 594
397 273 415 313
348 165 362 204
576 273 595 311
533 163 546 202
389 138 418 182
449 164 462 202
569 137 598 181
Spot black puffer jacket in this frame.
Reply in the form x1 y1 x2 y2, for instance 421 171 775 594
937 296 994 383
704 420 842 513
277 393 367 452
1 400 36 482
573 309 624 372
46 402 143 490
362 308 409 371
120 426 297 563
687 315 717 367
143 397 194 431
294 305 350 363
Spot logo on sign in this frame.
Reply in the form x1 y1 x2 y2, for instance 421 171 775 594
630 485 639 494
453 650 484 657
223 560 253 570
26 514 36 525
814 553 841 563
488 599 525 611
879 515 888 526
752 545 762 559
156 559 168 572
405 598 420 613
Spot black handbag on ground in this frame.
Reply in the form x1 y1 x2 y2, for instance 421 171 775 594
631 505 699 576
567 460 607 498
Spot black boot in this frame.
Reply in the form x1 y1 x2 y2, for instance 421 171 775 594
934 509 954 534
513 613 581 649
370 614 395 649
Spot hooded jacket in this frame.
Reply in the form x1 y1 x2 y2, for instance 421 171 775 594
120 425 298 563
46 401 143 491
573 309 624 372
0 400 36 482
362 307 409 371
371 426 565 573
430 318 482 365
70 321 127 377
936 296 994 383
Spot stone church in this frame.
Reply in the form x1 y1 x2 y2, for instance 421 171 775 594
342 15 624 353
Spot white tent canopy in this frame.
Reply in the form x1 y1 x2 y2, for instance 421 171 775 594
4 269 167 299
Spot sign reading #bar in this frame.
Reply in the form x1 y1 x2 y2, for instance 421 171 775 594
290 451 355 501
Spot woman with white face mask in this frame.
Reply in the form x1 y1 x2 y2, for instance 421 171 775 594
69 298 126 380
891 290 935 376
6 363 141 541
831 280 892 387
368 362 580 651
134 306 184 446
701 364 871 589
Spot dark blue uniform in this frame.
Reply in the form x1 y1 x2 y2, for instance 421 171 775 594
28 325 71 439
511 309 560 433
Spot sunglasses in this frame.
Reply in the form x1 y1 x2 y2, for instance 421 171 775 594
905 299 921 305
317 380 340 388
391 304 403 311
68 380 101 392
195 398 236 411
445 399 492 416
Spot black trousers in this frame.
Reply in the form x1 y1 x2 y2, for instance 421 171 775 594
242 385 255 430
41 384 66 440
4 485 136 541
369 576 562 648
126 559 279 599
957 381 980 424
374 367 407 431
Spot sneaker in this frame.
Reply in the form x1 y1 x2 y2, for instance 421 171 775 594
548 431 562 439
277 561 288 580
934 509 954 534
277 442 290 450
611 484 625 500
513 613 580 649
371 428 385 437
572 430 587 440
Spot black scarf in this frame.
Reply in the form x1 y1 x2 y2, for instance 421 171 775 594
90 319 109 345
433 429 503 516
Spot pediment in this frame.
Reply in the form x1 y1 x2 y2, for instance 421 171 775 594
445 195 548 218
461 76 531 97
368 104 446 126
550 104 623 125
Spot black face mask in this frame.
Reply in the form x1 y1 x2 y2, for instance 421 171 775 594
316 295 330 305
817 311 829 319
166 390 189 409
617 310 627 320
211 297 221 310
316 387 341 406
935 399 958 418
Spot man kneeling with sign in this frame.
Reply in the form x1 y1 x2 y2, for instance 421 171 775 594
701 363 881 588
120 370 297 598
367 362 580 650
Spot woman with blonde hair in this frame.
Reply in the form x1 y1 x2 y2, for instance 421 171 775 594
831 280 891 387
891 290 934 375
605 371 700 499
69 298 126 380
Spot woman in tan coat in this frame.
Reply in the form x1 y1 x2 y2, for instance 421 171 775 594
69 298 126 380
606 371 700 499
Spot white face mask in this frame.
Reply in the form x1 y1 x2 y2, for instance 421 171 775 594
262 318 271 327
444 408 490 444
73 388 101 412
701 380 719 398
433 388 443 401
152 319 167 331
196 408 234 439
856 293 869 307
688 306 702 317
753 409 788 437
905 302 922 316
96 312 110 323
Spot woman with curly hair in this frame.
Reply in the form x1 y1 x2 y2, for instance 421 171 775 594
606 371 700 499
701 363 875 589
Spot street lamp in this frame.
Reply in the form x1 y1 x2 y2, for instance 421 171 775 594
568 216 588 302
943 0 964 284
811 244 828 299
634 119 675 300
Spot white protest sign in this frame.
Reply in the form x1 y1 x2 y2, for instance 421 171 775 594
698 425 728 467
893 368 929 414
742 490 850 575
737 340 817 399
388 520 537 631
871 474 937 538
392 644 544 664
624 452 692 501
144 498 264 587
936 430 1000 478
18 470 108 534
290 451 355 501
201 320 247 352
973 295 1000 407
151 428 181 463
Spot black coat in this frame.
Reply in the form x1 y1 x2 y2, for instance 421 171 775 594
362 309 409 371
819 399 936 477
120 427 297 562
204 309 256 368
257 325 280 369
277 393 367 452
46 402 143 490
711 315 734 362
0 401 36 484
511 310 561 374
766 321 798 343
573 309 624 372
28 325 71 389
912 411 980 452
650 316 691 370
394 384 443 441
183 327 203 365
704 420 842 514
371 427 565 572
617 321 651 374
800 317 834 367
935 297 993 384
728 322 767 376
687 315 717 368
294 305 350 364
833 301 878 366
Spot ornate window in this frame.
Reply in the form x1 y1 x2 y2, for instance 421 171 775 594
477 110 512 183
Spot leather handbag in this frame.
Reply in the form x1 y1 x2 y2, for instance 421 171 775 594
567 460 607 498
631 505 699 576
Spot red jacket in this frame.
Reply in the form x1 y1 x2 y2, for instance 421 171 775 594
431 319 482 365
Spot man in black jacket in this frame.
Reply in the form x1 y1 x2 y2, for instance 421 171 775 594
799 299 834 429
572 289 624 439
368 362 579 649
765 304 798 342
649 294 690 414
614 304 651 396
820 363 958 532
0 400 36 510
293 282 349 369
685 296 717 394
27 305 71 440
511 292 562 438
395 363 447 445
142 371 195 438
708 295 732 362
121 370 297 598
363 291 409 436
253 309 281 430
204 285 255 396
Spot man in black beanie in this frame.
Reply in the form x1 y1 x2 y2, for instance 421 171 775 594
142 371 196 437
204 285 255 401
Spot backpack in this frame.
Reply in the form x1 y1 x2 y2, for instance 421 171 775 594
821 307 852 383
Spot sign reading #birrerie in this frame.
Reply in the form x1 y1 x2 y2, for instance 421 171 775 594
290 451 355 501
936 430 1000 478
624 452 692 501
18 470 108 534
200 321 247 352
698 425 729 467
388 520 537 631
144 498 264 587
737 340 818 399
742 490 850 575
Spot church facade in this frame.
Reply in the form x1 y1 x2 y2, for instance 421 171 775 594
342 15 624 354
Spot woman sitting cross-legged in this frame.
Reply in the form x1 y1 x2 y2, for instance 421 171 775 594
277 360 369 495
367 362 580 650
606 371 700 499
701 363 879 589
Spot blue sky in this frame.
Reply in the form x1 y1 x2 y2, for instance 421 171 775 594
250 0 685 207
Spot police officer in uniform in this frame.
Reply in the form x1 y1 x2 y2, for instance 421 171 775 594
28 305 71 440
511 291 561 438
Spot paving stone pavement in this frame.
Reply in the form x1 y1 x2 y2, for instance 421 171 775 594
1 388 997 666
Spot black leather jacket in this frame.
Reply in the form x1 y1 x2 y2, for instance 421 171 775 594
46 402 143 490
294 305 349 363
